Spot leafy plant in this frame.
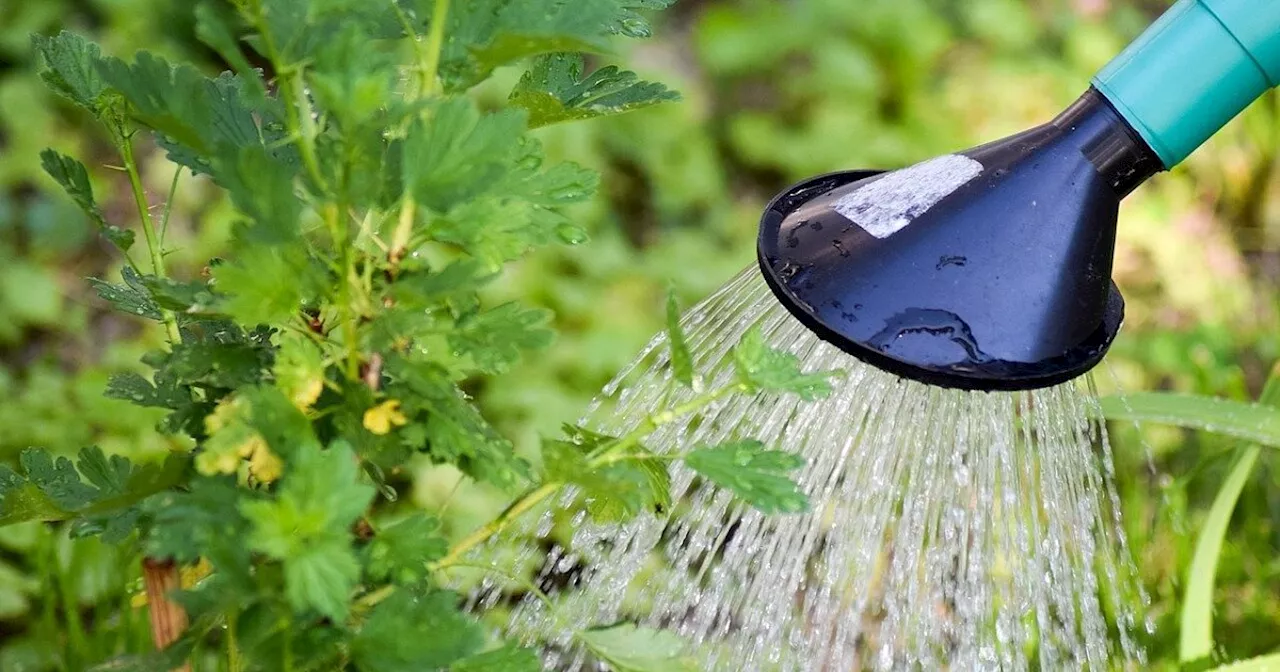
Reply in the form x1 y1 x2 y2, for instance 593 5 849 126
0 1 846 669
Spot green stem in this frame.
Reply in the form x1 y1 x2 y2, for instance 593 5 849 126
227 609 242 672
120 137 181 344
245 0 328 194
421 0 451 96
432 482 561 571
159 166 182 247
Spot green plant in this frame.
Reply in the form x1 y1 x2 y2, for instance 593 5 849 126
1103 366 1280 670
0 2 842 669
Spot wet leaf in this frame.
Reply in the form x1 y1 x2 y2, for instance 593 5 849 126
510 53 678 128
684 440 807 514
1098 393 1280 448
665 290 694 388
732 325 838 400
577 623 699 672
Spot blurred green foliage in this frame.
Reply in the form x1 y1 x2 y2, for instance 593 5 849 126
3 0 1280 668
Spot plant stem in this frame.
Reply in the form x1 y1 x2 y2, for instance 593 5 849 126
142 558 191 672
159 166 182 247
246 0 328 193
226 609 242 672
120 137 181 344
421 0 451 96
432 482 560 570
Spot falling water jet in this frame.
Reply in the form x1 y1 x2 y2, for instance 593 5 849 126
490 270 1147 670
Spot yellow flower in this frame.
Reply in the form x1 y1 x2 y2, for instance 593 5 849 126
363 399 408 435
248 442 284 483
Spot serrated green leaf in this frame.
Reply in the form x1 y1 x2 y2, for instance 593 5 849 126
365 514 448 584
0 448 188 530
511 53 678 128
213 244 317 324
389 259 491 312
105 371 188 409
577 623 699 672
449 645 541 672
665 291 694 388
140 275 218 312
403 99 527 213
98 52 263 162
88 268 162 320
151 327 274 390
40 150 134 252
441 0 672 92
542 438 667 523
352 586 484 672
449 302 554 374
33 32 111 112
733 325 838 400
146 476 253 571
684 440 808 514
215 145 303 244
242 441 375 620
388 357 530 488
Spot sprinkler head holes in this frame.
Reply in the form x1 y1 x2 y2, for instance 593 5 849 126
757 89 1162 392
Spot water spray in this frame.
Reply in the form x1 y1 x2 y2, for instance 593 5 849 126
493 1 1280 668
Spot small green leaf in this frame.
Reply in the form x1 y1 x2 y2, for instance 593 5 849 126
32 32 111 112
388 357 530 489
98 51 263 161
105 372 187 409
40 150 134 252
511 53 679 128
449 645 541 672
88 268 162 320
351 586 484 672
449 302 554 374
1098 393 1280 448
365 514 448 584
665 290 694 388
139 276 217 312
732 325 837 400
684 440 807 514
577 623 699 672
542 437 668 523
213 245 317 324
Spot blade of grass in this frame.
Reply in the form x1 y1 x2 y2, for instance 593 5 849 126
1098 393 1280 447
1206 653 1280 671
1178 365 1280 663
1179 444 1258 662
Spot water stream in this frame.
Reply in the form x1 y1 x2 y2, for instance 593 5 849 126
476 268 1147 670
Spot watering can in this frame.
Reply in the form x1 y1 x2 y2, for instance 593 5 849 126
757 0 1280 391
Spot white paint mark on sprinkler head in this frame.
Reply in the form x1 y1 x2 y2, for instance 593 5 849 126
834 154 983 239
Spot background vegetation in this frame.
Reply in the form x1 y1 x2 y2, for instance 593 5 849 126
1 0 1278 668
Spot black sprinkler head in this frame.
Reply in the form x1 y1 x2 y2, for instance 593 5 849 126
757 89 1164 391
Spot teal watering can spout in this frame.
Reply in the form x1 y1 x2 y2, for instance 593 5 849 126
1094 0 1280 168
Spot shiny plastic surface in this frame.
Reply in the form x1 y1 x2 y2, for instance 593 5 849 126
757 90 1161 391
